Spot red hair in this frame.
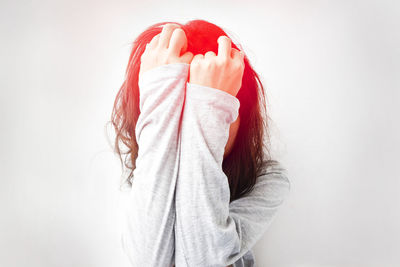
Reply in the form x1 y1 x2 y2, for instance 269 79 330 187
110 19 275 202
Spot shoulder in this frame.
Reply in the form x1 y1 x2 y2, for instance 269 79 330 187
253 159 291 198
259 160 290 182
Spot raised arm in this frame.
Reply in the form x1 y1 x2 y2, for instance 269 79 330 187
121 24 193 267
174 36 291 266
174 83 291 266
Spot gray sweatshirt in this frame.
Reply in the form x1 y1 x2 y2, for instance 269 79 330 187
121 63 291 267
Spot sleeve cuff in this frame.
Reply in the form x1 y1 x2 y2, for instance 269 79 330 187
138 63 190 88
186 82 240 124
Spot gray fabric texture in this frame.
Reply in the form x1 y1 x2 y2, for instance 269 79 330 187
121 63 291 267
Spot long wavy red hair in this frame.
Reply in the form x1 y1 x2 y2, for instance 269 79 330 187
110 19 275 202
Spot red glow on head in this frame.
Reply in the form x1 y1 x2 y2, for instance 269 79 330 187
122 19 266 134
112 19 269 198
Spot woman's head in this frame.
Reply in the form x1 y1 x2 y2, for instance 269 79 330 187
111 19 272 202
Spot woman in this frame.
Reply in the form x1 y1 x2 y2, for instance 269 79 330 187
111 20 291 267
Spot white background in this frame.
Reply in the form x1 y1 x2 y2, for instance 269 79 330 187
1 0 399 266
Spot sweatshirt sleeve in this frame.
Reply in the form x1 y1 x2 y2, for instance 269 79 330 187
174 83 291 266
121 63 189 267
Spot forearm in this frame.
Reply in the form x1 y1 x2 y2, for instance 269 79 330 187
174 82 291 267
122 63 189 267
174 83 242 266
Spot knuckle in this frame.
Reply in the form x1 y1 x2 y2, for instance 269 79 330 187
235 60 243 69
171 27 184 36
215 58 225 67
176 27 184 33
150 34 160 44
205 51 215 57
218 57 228 66
164 23 179 31
192 55 202 64
218 35 230 42
204 59 213 66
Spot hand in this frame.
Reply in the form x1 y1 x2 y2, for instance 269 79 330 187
188 35 245 97
139 23 194 79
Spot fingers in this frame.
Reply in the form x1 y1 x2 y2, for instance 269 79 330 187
158 23 181 48
231 48 245 62
169 28 188 56
192 53 204 62
204 51 216 59
146 24 243 68
217 35 231 60
148 34 160 49
181 51 194 64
